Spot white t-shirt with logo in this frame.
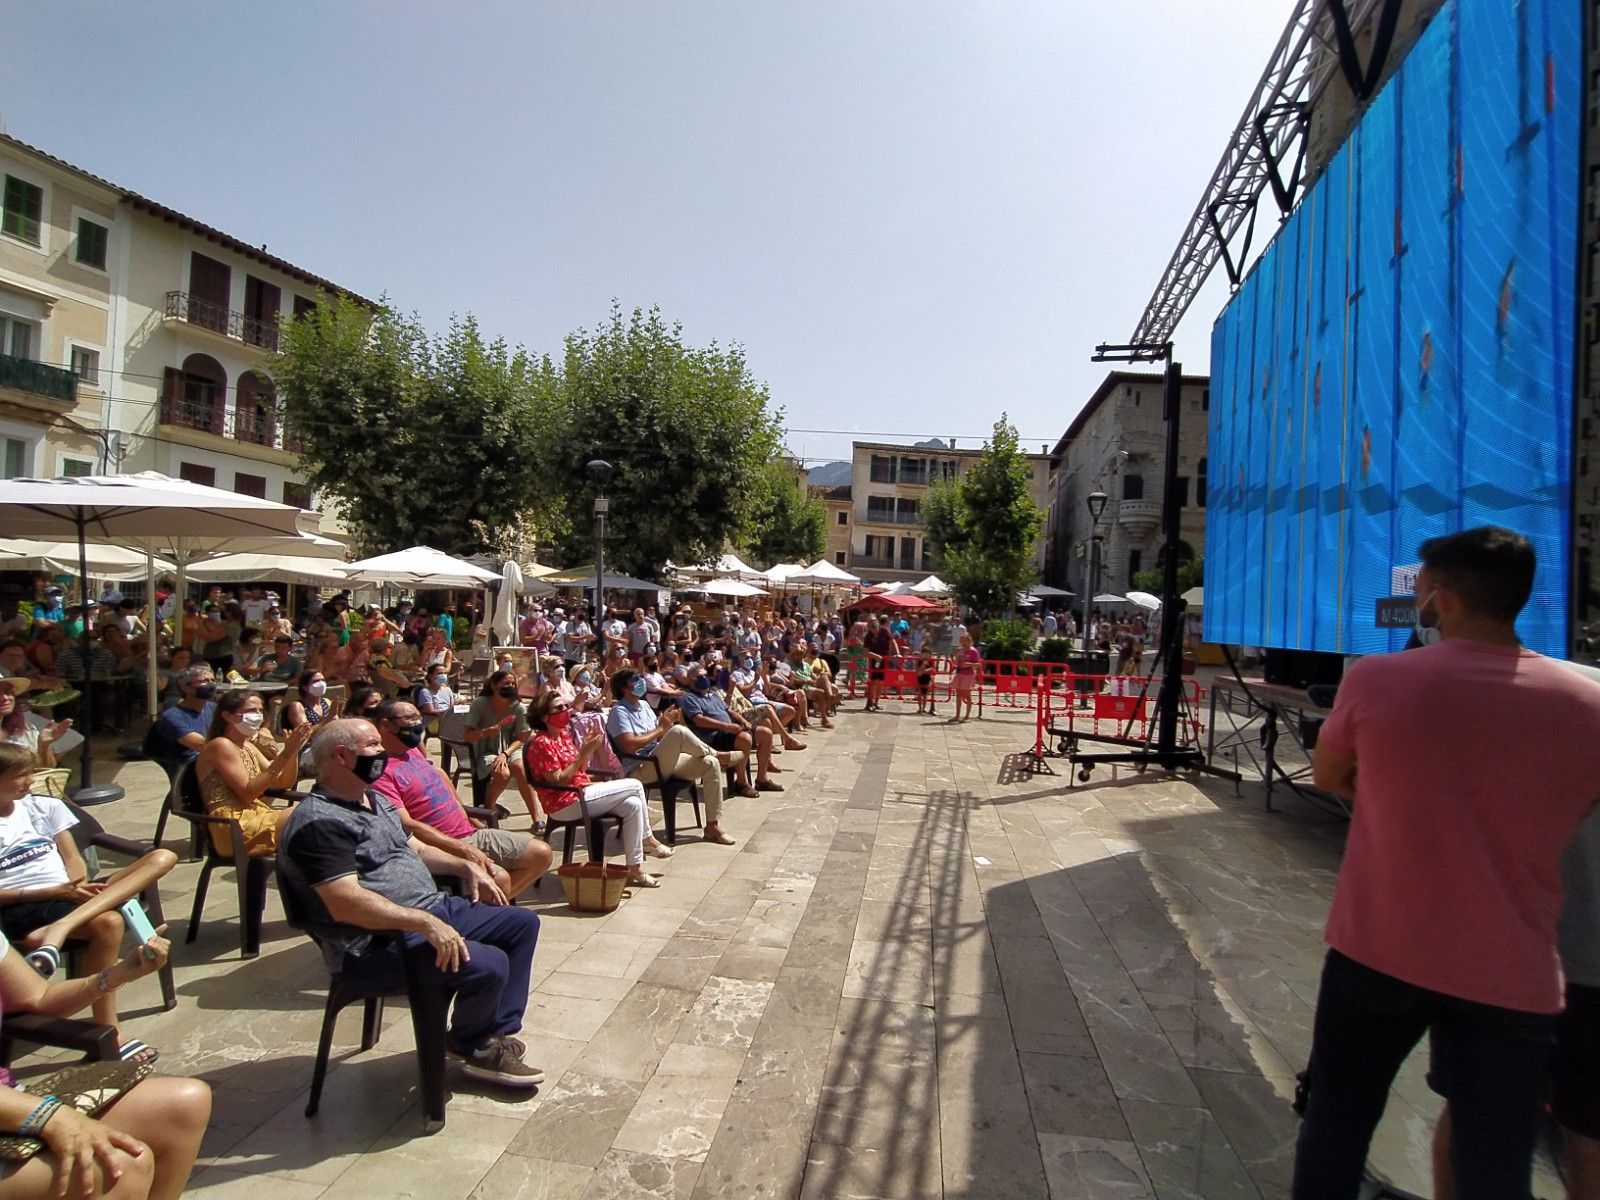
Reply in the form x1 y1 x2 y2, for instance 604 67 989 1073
0 795 76 891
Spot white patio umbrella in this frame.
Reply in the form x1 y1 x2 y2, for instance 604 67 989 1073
791 558 863 586
909 574 950 595
1093 593 1129 604
0 472 309 800
0 538 175 580
695 578 770 598
549 570 663 593
185 552 352 587
1124 591 1162 612
1028 584 1075 599
344 545 502 588
1181 586 1204 608
492 559 524 644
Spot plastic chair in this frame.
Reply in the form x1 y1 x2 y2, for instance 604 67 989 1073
168 763 275 959
277 876 454 1136
59 797 178 1011
520 746 624 866
602 726 702 845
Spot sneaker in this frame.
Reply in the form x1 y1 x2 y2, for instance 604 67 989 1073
457 1038 545 1088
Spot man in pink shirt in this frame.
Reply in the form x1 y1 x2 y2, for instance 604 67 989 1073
1294 527 1600 1200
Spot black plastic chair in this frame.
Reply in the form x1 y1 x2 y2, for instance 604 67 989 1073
169 763 276 959
60 797 178 1011
277 875 454 1135
603 726 703 845
0 1014 119 1068
521 744 625 865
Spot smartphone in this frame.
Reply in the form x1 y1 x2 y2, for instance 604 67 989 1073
118 899 160 958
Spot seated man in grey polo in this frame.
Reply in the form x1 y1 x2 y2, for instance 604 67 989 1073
369 699 552 899
254 635 303 683
277 718 544 1087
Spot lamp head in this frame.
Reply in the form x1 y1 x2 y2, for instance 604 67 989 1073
586 459 614 490
1087 491 1109 523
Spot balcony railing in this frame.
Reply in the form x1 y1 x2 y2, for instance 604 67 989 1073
854 554 899 569
234 405 277 448
0 355 78 403
160 390 224 435
864 509 923 526
165 291 280 351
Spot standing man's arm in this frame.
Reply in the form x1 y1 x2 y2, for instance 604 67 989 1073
1312 747 1357 798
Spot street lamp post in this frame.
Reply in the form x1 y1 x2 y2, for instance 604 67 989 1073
1082 491 1108 655
587 459 614 625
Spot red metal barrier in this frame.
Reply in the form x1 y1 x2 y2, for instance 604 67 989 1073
1035 672 1206 752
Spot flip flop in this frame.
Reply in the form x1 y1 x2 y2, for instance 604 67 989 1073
25 946 62 978
118 1040 160 1066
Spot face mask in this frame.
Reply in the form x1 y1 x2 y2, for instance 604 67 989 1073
1414 589 1442 646
630 677 649 698
395 724 426 749
305 680 327 699
548 709 572 730
693 676 712 693
194 682 217 700
576 673 591 686
498 686 519 699
350 751 389 784
741 657 754 670
237 711 265 732
431 675 447 688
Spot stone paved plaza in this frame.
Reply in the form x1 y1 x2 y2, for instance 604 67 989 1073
17 703 1483 1199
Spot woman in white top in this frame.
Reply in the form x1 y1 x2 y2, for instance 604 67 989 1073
421 626 456 676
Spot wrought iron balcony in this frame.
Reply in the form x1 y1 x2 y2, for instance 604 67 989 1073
160 389 224 435
165 291 280 351
863 509 923 526
0 355 78 403
234 405 277 448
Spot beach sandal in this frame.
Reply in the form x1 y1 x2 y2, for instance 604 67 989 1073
117 1040 160 1067
24 946 62 978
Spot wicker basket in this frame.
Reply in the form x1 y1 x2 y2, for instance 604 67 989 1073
556 862 630 913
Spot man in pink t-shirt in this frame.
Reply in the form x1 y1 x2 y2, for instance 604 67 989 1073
1293 527 1600 1200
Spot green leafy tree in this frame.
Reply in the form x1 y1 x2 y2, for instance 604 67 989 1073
540 304 784 579
268 297 553 555
1132 557 1204 596
742 460 827 565
922 416 1044 617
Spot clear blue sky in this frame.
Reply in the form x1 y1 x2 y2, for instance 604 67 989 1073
1 1 1286 466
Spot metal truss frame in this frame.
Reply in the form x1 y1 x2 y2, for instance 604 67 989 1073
1127 0 1408 351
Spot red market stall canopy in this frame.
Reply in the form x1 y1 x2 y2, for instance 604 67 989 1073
851 592 944 612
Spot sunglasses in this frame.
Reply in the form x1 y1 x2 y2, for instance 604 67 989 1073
550 705 570 713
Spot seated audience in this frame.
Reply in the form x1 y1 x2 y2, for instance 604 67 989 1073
414 665 455 722
0 679 71 770
677 662 783 793
143 666 216 778
369 700 550 899
465 670 538 821
523 691 670 887
342 684 383 721
0 927 211 1200
277 719 543 1086
194 691 312 858
0 743 177 1054
606 669 737 843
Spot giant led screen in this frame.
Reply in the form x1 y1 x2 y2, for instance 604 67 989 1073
1204 0 1580 657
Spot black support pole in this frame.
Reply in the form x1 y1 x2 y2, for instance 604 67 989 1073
1155 358 1186 756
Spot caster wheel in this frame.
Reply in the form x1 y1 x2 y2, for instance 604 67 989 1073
1077 768 1093 783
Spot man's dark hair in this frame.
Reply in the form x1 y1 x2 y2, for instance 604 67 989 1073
374 697 415 725
1419 526 1536 623
610 668 638 700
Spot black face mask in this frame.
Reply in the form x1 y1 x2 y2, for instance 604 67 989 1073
395 724 425 749
350 751 389 784
193 682 217 700
693 676 713 692
497 686 518 699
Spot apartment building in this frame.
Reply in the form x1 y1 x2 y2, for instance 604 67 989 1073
0 134 372 531
848 439 1052 584
1043 371 1210 596
814 484 853 568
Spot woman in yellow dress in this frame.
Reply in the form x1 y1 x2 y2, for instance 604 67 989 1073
194 689 312 857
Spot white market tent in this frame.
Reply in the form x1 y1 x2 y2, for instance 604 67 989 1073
1181 586 1204 608
1028 584 1074 599
344 545 502 588
695 578 770 598
686 554 766 581
763 563 806 586
909 575 950 596
790 559 862 586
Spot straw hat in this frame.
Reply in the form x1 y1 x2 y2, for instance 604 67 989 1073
0 675 33 695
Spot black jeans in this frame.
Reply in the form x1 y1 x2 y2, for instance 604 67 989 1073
1292 949 1555 1200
